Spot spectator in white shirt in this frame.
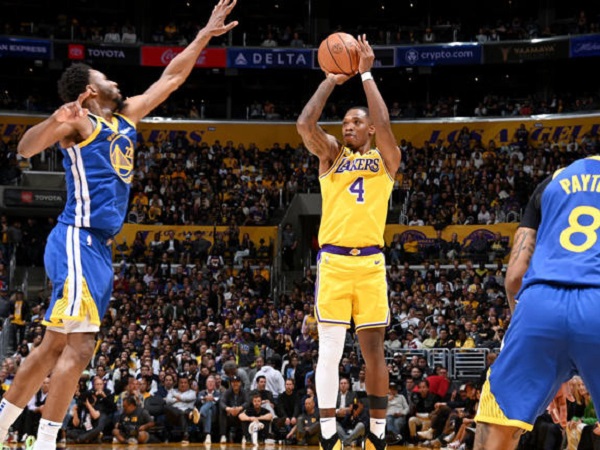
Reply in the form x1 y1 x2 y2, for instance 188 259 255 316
384 329 402 354
104 25 121 43
386 382 409 440
251 356 285 400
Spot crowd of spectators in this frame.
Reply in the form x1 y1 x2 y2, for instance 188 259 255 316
3 77 600 122
383 93 600 122
2 1 600 124
125 137 315 228
4 122 600 269
395 124 600 230
0 242 513 447
2 6 600 46
0 123 599 446
0 138 21 186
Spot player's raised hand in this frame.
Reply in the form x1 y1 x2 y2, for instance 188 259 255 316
204 0 239 37
53 89 90 123
357 34 375 74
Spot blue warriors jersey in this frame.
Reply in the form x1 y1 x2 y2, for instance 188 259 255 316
519 156 600 293
58 113 136 238
318 147 394 248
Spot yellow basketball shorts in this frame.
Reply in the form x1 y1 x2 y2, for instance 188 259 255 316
314 245 389 331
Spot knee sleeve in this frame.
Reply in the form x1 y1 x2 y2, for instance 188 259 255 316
315 324 346 409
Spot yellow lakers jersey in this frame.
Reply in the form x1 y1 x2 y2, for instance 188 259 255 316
319 147 394 248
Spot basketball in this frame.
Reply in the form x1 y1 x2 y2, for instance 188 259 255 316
317 32 360 75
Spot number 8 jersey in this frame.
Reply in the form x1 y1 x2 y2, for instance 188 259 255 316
318 147 394 248
519 156 600 294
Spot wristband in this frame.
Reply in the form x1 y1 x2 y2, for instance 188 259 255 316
361 72 373 82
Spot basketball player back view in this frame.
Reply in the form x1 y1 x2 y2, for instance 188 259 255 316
475 156 600 449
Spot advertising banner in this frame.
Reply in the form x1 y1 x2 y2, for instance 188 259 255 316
384 223 519 251
114 224 278 258
570 34 600 58
54 42 139 65
3 188 65 208
0 37 52 59
3 113 600 151
227 48 313 69
483 38 569 63
141 46 226 68
395 43 481 66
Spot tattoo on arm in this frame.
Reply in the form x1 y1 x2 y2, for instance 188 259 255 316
304 134 332 154
507 229 536 269
298 79 338 157
508 230 527 266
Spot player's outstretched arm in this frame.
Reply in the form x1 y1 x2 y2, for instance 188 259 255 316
18 90 94 158
123 0 238 124
356 34 400 176
505 226 536 313
296 75 345 163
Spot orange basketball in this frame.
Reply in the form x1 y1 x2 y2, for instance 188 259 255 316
317 32 359 75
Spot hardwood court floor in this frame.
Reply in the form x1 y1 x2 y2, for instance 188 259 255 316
4 443 432 450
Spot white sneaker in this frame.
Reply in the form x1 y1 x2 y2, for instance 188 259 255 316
205 434 212 444
443 432 455 443
242 437 247 445
417 428 434 440
220 435 227 443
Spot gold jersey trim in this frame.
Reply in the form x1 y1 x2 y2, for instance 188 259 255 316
319 146 346 179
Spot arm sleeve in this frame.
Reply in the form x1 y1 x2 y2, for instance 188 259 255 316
180 390 197 403
520 175 552 230
140 409 153 425
165 390 175 405
399 396 409 416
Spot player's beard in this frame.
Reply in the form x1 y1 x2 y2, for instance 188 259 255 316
114 96 125 113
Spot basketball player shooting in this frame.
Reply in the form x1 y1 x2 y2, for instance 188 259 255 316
296 34 401 450
0 1 237 449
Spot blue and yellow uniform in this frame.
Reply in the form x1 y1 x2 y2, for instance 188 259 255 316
315 147 393 331
44 113 136 329
477 156 600 430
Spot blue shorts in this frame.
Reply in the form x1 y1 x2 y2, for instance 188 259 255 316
43 223 113 329
476 284 600 431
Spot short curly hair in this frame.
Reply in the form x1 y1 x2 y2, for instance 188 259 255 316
57 63 92 103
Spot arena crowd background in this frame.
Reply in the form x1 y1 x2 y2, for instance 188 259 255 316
0 0 598 447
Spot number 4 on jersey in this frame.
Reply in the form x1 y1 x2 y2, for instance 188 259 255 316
349 177 365 203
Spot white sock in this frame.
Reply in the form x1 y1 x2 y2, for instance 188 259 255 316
370 418 386 440
320 417 337 439
33 419 62 450
0 399 24 442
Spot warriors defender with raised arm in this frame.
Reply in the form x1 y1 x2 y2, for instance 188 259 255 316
296 35 401 450
475 156 600 449
0 2 237 449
